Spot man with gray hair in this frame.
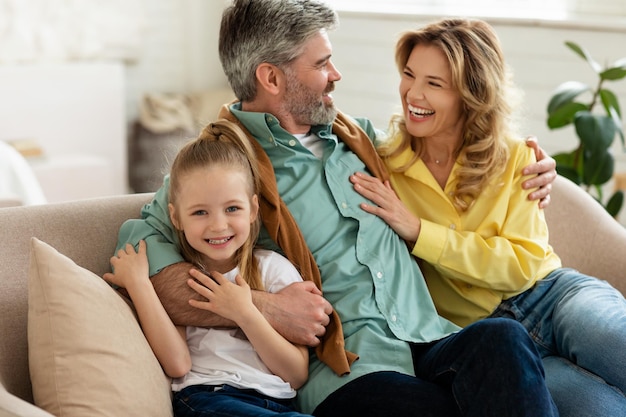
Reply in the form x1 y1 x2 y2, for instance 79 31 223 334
117 1 558 415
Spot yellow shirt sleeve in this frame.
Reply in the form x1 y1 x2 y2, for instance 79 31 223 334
389 139 562 325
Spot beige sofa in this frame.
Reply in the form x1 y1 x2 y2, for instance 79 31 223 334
0 175 625 416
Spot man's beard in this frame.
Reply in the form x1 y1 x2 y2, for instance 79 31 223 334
283 71 337 126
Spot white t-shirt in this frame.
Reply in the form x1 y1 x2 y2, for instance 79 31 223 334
294 131 325 159
171 249 304 399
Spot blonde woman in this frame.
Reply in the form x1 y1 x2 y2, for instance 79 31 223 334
351 18 626 416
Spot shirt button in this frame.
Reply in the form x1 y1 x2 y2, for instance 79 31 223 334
288 139 297 147
449 224 456 230
341 202 348 209
376 271 383 279
391 315 397 322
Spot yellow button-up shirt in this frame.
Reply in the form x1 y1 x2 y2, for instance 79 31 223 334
385 137 562 327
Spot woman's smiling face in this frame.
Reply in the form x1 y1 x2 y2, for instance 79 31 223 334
399 43 465 142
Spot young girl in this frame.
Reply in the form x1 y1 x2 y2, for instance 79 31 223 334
104 120 311 417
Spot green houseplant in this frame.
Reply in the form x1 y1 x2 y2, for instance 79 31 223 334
547 41 626 217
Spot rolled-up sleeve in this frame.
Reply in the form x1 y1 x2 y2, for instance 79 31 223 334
116 175 184 276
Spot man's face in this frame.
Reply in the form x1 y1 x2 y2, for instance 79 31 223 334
281 30 342 127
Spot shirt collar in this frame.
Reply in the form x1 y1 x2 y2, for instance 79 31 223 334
230 102 336 143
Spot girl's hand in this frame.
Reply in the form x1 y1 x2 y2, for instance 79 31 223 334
103 240 149 290
187 269 256 325
350 172 421 243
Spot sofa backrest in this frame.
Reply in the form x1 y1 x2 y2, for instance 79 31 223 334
545 175 626 295
1 175 624 407
0 193 152 404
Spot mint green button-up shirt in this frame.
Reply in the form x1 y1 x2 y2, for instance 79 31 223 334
231 105 459 413
117 103 459 414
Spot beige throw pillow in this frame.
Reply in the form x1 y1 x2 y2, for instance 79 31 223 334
27 238 173 417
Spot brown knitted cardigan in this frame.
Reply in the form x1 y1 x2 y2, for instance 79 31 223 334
217 104 389 376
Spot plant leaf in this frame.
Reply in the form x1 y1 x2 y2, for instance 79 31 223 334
602 57 626 81
547 81 591 114
565 41 602 73
600 66 626 81
617 125 625 150
606 190 625 217
593 184 604 202
547 102 588 129
599 90 625 149
582 148 614 185
600 89 622 118
574 113 616 152
553 151 582 184
553 150 575 165
555 164 581 184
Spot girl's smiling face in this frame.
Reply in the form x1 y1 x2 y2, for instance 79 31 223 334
169 165 258 273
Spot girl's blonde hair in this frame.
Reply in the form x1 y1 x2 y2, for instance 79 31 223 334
381 18 522 211
168 119 264 290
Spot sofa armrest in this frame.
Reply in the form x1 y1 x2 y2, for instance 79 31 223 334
545 175 626 295
0 386 54 417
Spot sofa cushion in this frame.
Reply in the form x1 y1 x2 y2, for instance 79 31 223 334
27 238 173 417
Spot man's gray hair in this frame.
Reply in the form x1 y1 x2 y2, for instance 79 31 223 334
219 0 338 101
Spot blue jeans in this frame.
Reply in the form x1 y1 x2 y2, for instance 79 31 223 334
314 318 557 417
491 268 626 417
173 384 312 417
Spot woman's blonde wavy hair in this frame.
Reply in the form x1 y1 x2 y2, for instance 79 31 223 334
168 119 264 290
380 18 522 211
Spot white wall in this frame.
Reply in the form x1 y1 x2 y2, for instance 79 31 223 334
123 0 229 123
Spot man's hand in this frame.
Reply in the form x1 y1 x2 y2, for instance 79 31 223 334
523 136 557 209
254 281 333 347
